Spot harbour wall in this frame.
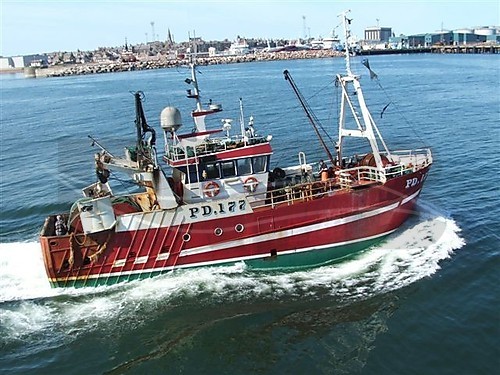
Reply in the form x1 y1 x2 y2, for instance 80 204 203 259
30 50 343 78
14 45 500 78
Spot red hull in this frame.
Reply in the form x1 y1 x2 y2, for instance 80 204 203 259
40 167 429 287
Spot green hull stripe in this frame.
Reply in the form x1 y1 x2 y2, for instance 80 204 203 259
51 236 384 288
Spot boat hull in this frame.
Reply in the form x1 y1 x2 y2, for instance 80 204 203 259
40 167 429 288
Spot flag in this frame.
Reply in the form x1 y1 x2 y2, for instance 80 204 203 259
361 58 378 80
381 102 391 118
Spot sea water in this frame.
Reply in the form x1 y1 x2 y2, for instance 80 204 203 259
0 54 498 374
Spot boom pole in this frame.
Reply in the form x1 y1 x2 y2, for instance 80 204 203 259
283 69 336 165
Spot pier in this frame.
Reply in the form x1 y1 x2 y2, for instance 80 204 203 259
431 44 499 54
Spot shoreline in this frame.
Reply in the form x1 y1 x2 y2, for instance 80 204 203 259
20 50 344 78
3 45 497 78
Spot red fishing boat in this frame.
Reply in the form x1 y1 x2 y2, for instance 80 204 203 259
39 12 432 287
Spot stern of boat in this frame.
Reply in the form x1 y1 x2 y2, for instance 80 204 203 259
39 215 72 287
40 213 116 288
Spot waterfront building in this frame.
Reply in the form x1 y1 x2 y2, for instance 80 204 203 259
364 26 392 42
408 27 499 47
388 35 409 49
10 54 48 68
0 57 15 69
408 32 451 47
469 26 500 43
453 29 488 45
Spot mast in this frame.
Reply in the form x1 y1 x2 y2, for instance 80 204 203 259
337 10 391 171
239 98 246 145
188 61 203 113
184 35 222 135
185 50 207 132
134 91 156 167
341 11 353 77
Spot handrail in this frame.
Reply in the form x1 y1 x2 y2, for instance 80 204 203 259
165 136 269 162
382 148 431 154
247 151 431 210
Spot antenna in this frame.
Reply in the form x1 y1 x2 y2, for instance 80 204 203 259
150 21 156 42
339 9 353 76
302 15 307 40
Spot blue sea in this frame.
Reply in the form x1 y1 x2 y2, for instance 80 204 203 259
0 54 498 374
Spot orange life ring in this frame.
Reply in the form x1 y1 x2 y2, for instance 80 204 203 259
243 177 259 192
203 181 220 197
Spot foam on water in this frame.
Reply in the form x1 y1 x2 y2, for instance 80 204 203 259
0 210 465 345
0 241 57 301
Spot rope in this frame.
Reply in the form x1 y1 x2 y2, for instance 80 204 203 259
68 233 75 268
68 230 112 266
73 232 88 246
89 231 112 263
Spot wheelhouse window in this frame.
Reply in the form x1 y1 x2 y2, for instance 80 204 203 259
252 156 268 173
188 165 199 183
203 162 220 180
177 165 199 184
198 156 269 181
221 160 236 177
236 158 252 175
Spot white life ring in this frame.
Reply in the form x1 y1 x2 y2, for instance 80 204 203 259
244 177 259 192
203 181 220 197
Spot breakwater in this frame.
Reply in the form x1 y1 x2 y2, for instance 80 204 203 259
21 44 499 78
32 50 343 78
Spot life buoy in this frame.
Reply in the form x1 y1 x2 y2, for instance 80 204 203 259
203 181 220 197
244 177 259 192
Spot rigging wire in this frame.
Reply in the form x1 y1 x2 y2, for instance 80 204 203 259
108 173 138 195
284 70 336 165
291 75 337 146
304 76 338 140
368 71 429 147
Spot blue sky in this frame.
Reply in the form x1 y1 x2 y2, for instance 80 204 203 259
1 0 499 56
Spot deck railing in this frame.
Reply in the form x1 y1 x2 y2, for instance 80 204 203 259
165 136 269 162
247 148 432 210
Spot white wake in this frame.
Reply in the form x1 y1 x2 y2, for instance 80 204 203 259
0 213 465 343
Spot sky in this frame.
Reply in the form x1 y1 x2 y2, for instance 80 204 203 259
1 0 499 56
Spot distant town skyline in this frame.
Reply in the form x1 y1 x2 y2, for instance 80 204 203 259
2 0 499 56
